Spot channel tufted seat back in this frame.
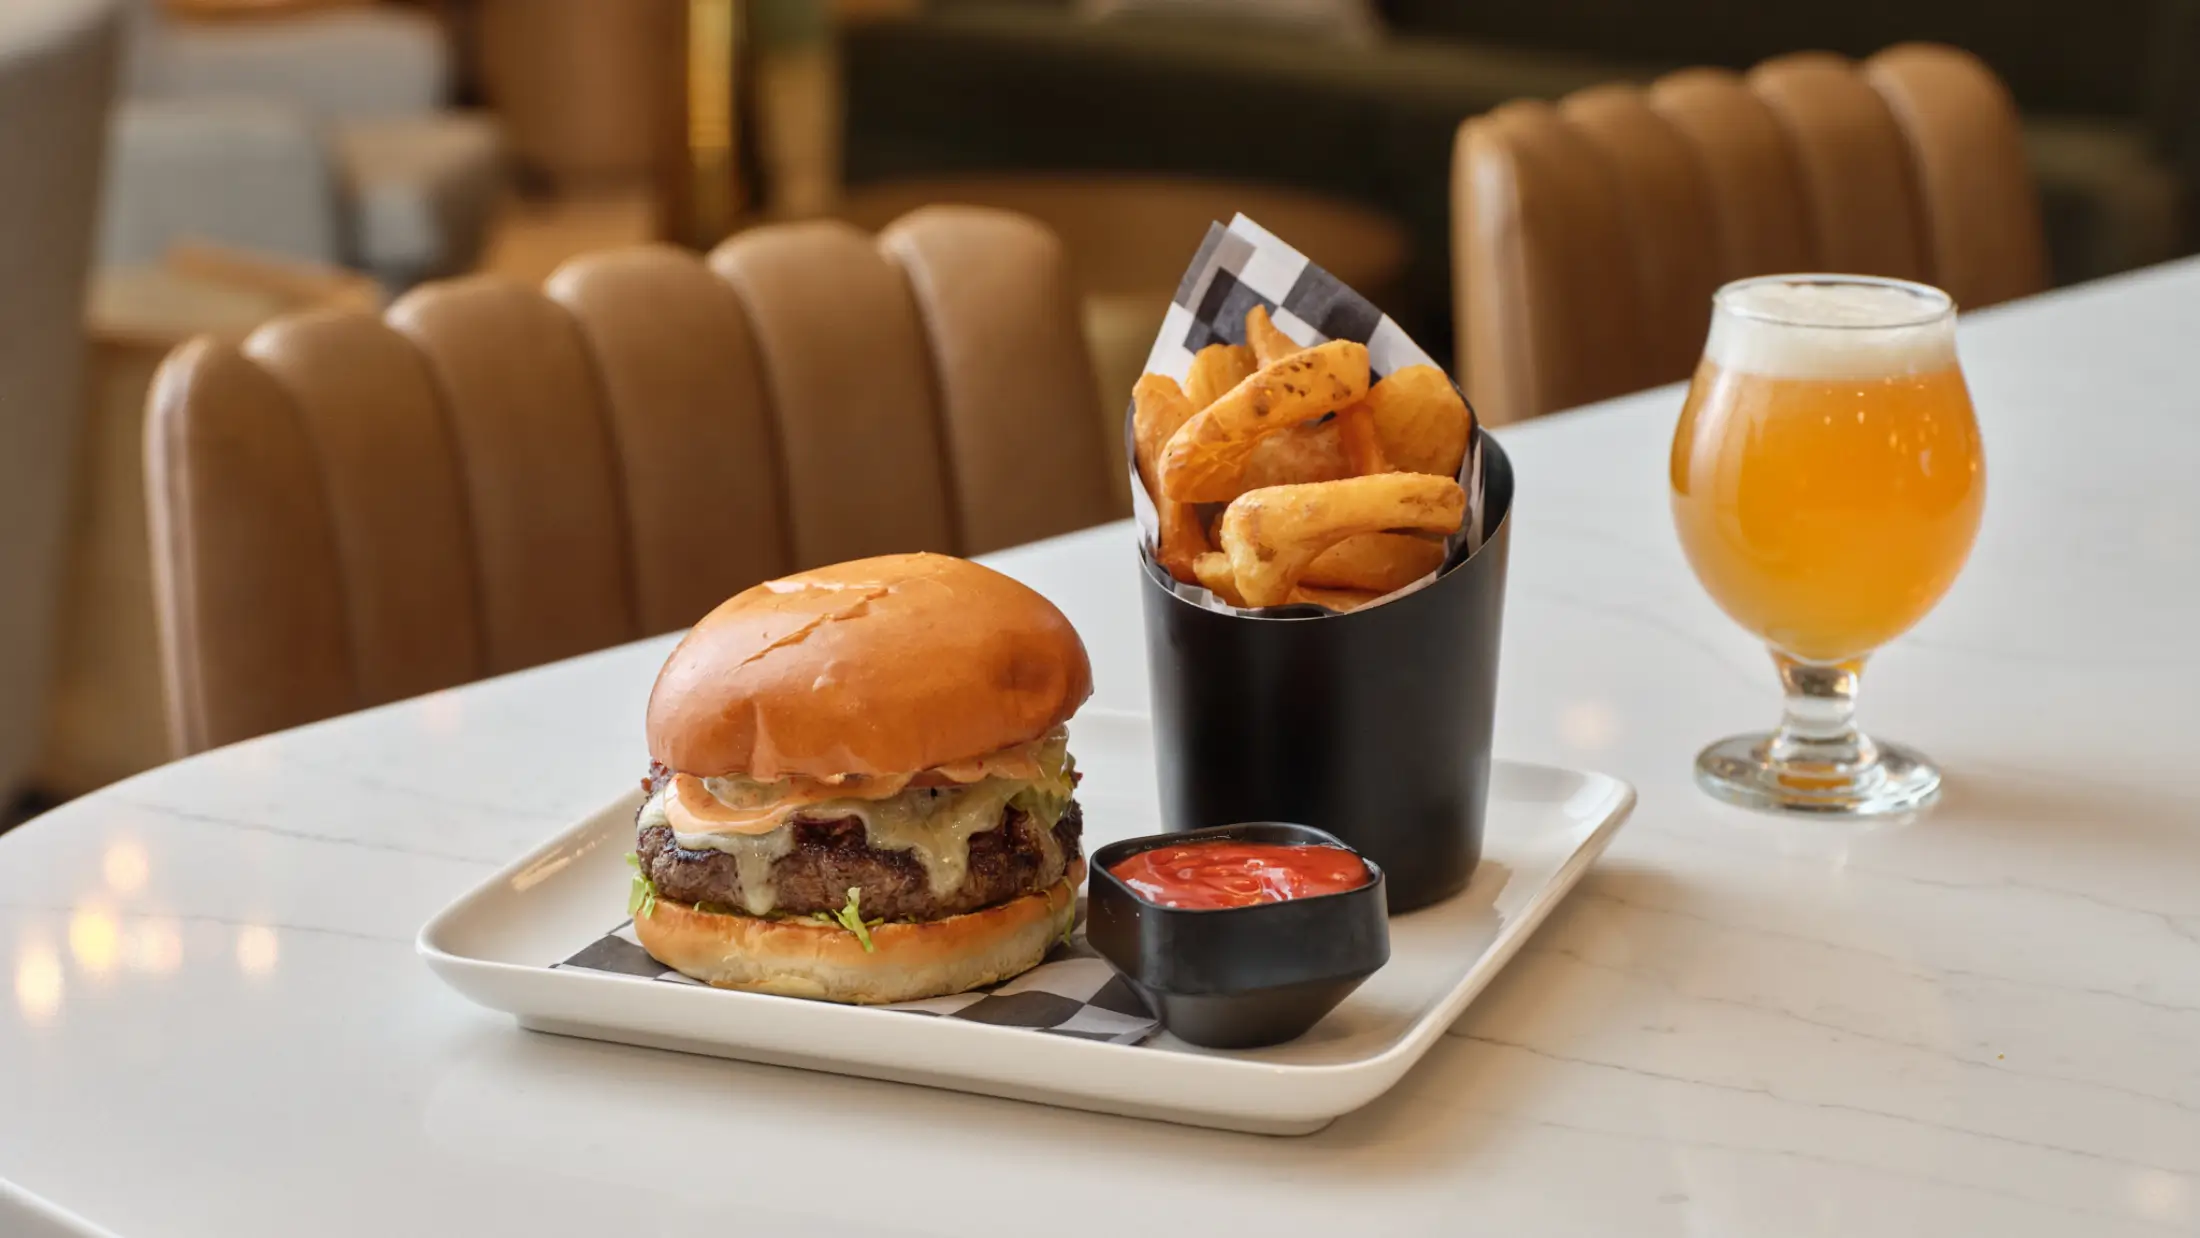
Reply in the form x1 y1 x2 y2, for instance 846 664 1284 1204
1453 43 2047 424
145 207 1115 755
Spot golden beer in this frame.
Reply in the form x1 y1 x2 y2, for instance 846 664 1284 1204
1670 275 1984 815
1671 362 1984 662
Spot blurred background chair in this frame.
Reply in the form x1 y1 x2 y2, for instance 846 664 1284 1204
832 176 1405 511
1453 44 2049 425
1 0 2187 801
103 0 503 289
144 206 1116 755
463 0 2197 476
836 0 2194 362
40 245 381 795
0 0 120 814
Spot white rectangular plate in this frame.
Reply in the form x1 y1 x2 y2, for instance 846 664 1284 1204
419 711 1633 1135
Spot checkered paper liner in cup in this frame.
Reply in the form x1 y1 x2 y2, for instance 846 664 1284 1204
1130 214 1484 614
554 898 1159 1044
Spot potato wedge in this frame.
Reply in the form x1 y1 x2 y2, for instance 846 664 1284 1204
1220 473 1465 607
1184 343 1256 412
1302 531 1445 593
1287 584 1384 613
1191 550 1247 606
1245 304 1302 368
1238 417 1353 491
1158 340 1371 502
1156 497 1210 585
1131 372 1197 500
1364 365 1471 478
1333 401 1392 475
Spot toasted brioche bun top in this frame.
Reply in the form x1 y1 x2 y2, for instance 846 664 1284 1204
646 553 1091 780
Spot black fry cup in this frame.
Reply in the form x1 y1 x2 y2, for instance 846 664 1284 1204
1086 822 1389 1049
1139 433 1513 913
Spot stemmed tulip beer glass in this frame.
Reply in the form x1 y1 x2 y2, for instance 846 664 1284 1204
1670 275 1985 815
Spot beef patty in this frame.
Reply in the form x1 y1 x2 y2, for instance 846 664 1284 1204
636 767 1082 921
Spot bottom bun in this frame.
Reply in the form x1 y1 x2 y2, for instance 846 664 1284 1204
633 863 1084 1005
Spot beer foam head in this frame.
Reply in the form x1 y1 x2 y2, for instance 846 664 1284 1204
1706 277 1956 379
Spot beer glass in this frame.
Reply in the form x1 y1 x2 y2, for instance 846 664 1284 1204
1670 275 1984 815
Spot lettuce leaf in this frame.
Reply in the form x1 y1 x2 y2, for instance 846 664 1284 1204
822 886 877 953
625 852 658 920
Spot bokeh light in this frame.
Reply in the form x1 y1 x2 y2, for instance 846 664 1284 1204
420 689 466 736
68 907 120 977
103 840 149 896
235 925 279 976
1558 700 1620 751
2132 1169 2192 1224
15 944 63 1025
126 919 183 974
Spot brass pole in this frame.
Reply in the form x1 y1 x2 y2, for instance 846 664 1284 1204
658 0 755 249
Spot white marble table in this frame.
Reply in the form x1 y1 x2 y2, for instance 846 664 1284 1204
5 261 2198 1237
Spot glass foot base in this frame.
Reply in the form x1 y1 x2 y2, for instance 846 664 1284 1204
1694 733 1941 816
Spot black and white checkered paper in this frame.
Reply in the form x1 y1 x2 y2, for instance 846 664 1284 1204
554 900 1159 1044
1130 214 1485 613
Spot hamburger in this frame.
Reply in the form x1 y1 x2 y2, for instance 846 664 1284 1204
628 552 1090 1004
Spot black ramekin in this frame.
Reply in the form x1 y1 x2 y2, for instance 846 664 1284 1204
1086 822 1390 1049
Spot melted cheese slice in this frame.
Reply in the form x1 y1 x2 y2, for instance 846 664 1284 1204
664 729 1064 839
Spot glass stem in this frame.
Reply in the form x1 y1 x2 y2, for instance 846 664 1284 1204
1766 652 1877 772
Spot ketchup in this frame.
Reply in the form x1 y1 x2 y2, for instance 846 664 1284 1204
1109 841 1370 910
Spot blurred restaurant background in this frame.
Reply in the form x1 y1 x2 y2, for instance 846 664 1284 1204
2 0 2195 826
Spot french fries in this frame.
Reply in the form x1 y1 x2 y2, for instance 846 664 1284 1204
1220 473 1466 607
1364 365 1471 478
1333 403 1391 476
1157 496 1211 584
1238 417 1353 490
1245 305 1302 367
1133 304 1475 612
1302 531 1445 593
1157 339 1371 502
1184 343 1256 411
1131 373 1196 495
1196 531 1442 605
1287 584 1385 612
1191 551 1247 607
1133 375 1211 586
